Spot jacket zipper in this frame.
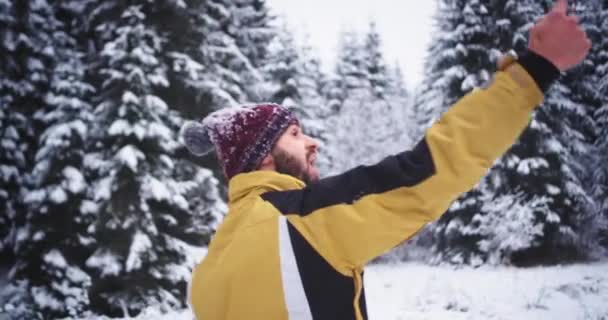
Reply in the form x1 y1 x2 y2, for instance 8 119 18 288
352 268 364 320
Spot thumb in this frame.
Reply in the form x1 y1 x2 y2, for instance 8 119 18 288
551 0 568 14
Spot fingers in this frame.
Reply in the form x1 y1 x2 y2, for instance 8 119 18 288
573 33 592 62
581 36 592 54
575 38 592 62
529 23 543 43
552 0 568 15
542 10 579 32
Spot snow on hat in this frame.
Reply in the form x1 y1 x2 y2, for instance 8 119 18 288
181 103 298 179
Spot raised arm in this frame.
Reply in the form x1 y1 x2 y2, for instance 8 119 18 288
261 0 591 275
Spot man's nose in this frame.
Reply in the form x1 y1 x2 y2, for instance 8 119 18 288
306 136 319 151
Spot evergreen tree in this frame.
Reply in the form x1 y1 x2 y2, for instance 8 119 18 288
263 23 301 106
152 0 246 108
591 0 608 248
0 0 54 260
84 5 223 316
145 0 210 119
230 0 275 69
412 0 498 265
188 0 276 107
296 40 333 175
386 63 410 103
538 0 606 259
0 0 58 317
263 24 332 174
198 0 248 106
324 28 410 175
386 63 414 147
324 30 374 173
325 30 368 113
414 0 602 265
362 23 411 156
0 0 22 261
229 0 277 101
363 21 390 99
412 0 495 140
492 0 603 263
12 2 96 317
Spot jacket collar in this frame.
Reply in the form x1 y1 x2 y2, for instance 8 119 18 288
228 170 305 204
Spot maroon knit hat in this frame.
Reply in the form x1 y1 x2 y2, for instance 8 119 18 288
181 103 299 179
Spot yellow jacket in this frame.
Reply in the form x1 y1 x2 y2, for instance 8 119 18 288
190 57 554 319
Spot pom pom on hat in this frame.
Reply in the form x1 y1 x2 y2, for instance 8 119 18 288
181 121 214 156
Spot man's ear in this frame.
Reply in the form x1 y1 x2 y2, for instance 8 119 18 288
258 153 274 170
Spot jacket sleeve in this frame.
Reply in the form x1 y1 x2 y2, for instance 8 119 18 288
261 52 559 275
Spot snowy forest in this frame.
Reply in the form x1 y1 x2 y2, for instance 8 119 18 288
0 0 606 319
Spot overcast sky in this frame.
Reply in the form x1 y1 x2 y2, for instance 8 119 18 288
266 0 438 89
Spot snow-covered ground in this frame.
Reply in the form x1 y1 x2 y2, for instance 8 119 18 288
95 261 608 320
365 262 608 320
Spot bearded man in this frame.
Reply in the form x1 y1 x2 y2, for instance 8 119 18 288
182 1 592 318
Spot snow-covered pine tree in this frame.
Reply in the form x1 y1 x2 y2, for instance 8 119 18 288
230 0 277 101
386 62 414 147
362 22 412 156
152 0 229 251
412 0 495 141
406 8 495 267
84 5 223 316
411 0 499 265
0 0 23 264
364 21 390 100
262 23 333 174
10 2 96 317
0 0 59 317
296 39 333 175
324 26 410 175
371 60 421 263
263 23 302 107
186 0 275 107
323 30 369 173
150 0 243 109
325 30 367 113
591 0 608 249
0 0 55 260
230 0 274 69
413 0 601 266
491 0 603 264
386 62 410 107
145 0 210 119
538 0 607 259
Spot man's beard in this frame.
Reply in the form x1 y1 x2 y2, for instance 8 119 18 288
272 148 315 184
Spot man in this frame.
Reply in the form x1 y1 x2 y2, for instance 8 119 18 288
182 0 591 319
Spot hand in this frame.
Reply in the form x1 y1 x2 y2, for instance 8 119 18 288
528 0 592 72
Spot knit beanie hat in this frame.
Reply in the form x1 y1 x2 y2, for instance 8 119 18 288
181 103 299 179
